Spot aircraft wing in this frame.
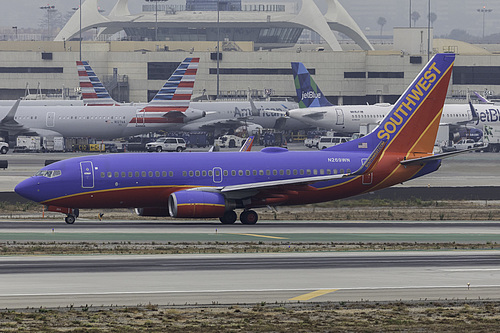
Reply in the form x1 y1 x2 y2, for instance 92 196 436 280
300 110 327 120
183 118 247 131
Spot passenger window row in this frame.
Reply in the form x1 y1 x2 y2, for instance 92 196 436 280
100 168 353 179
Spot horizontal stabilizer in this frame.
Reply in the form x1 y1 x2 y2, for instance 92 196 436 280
400 145 487 166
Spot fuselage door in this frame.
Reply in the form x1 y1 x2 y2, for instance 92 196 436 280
80 161 95 188
46 112 55 127
335 108 344 126
135 109 145 127
213 167 223 183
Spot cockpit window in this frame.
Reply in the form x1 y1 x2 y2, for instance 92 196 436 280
35 170 62 178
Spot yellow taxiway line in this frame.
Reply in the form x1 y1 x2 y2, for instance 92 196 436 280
231 233 288 240
289 289 338 301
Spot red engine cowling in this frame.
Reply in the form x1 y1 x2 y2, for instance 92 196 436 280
168 191 231 218
134 207 170 217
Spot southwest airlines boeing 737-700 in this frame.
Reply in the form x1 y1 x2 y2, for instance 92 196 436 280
16 54 460 225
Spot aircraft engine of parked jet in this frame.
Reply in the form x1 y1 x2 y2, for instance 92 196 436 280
183 108 206 122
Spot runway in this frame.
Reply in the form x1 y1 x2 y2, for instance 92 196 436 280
0 252 499 308
0 220 499 308
0 220 499 243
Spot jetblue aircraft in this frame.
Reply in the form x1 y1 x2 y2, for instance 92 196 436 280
16 54 458 225
0 58 205 139
288 62 476 134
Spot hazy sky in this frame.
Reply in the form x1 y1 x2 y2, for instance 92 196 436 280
3 0 499 38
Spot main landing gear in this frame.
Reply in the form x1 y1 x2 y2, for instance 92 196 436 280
64 209 79 224
219 210 258 225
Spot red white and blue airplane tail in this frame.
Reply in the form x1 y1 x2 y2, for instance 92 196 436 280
291 62 333 108
329 53 455 160
144 58 199 111
136 57 204 124
77 61 118 106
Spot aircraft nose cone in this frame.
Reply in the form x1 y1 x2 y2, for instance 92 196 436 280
15 178 39 202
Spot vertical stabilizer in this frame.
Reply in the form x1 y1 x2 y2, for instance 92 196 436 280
145 57 199 113
327 53 455 159
291 62 333 108
134 58 203 124
77 61 117 106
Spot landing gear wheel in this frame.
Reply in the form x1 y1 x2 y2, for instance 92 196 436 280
156 146 162 152
219 211 237 224
240 210 258 225
65 215 76 224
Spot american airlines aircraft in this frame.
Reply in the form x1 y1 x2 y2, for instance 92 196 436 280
78 60 301 131
0 58 205 139
16 54 469 225
287 62 476 133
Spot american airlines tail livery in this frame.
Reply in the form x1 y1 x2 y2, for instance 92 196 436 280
77 60 120 106
16 54 460 225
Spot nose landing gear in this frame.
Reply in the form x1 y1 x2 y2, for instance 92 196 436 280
45 205 79 224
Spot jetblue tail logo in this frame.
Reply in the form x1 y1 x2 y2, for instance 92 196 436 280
291 62 333 108
77 61 117 106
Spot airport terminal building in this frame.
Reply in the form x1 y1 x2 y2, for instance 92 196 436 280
0 0 499 105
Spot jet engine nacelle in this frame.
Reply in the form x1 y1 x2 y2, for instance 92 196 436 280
134 207 170 217
184 108 206 122
168 190 233 218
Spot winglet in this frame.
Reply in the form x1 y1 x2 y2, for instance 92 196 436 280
473 91 492 104
1 99 21 125
239 136 255 152
349 139 387 176
469 100 479 122
291 62 333 108
77 61 118 106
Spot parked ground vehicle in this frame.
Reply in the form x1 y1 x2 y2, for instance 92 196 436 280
146 137 186 152
317 136 350 150
214 135 245 148
14 136 41 153
0 141 8 154
453 138 484 150
483 125 500 152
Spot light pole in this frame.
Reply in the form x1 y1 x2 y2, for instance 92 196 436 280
409 0 412 27
146 0 168 41
427 0 430 61
40 5 56 41
72 1 82 61
477 6 493 39
216 0 220 99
